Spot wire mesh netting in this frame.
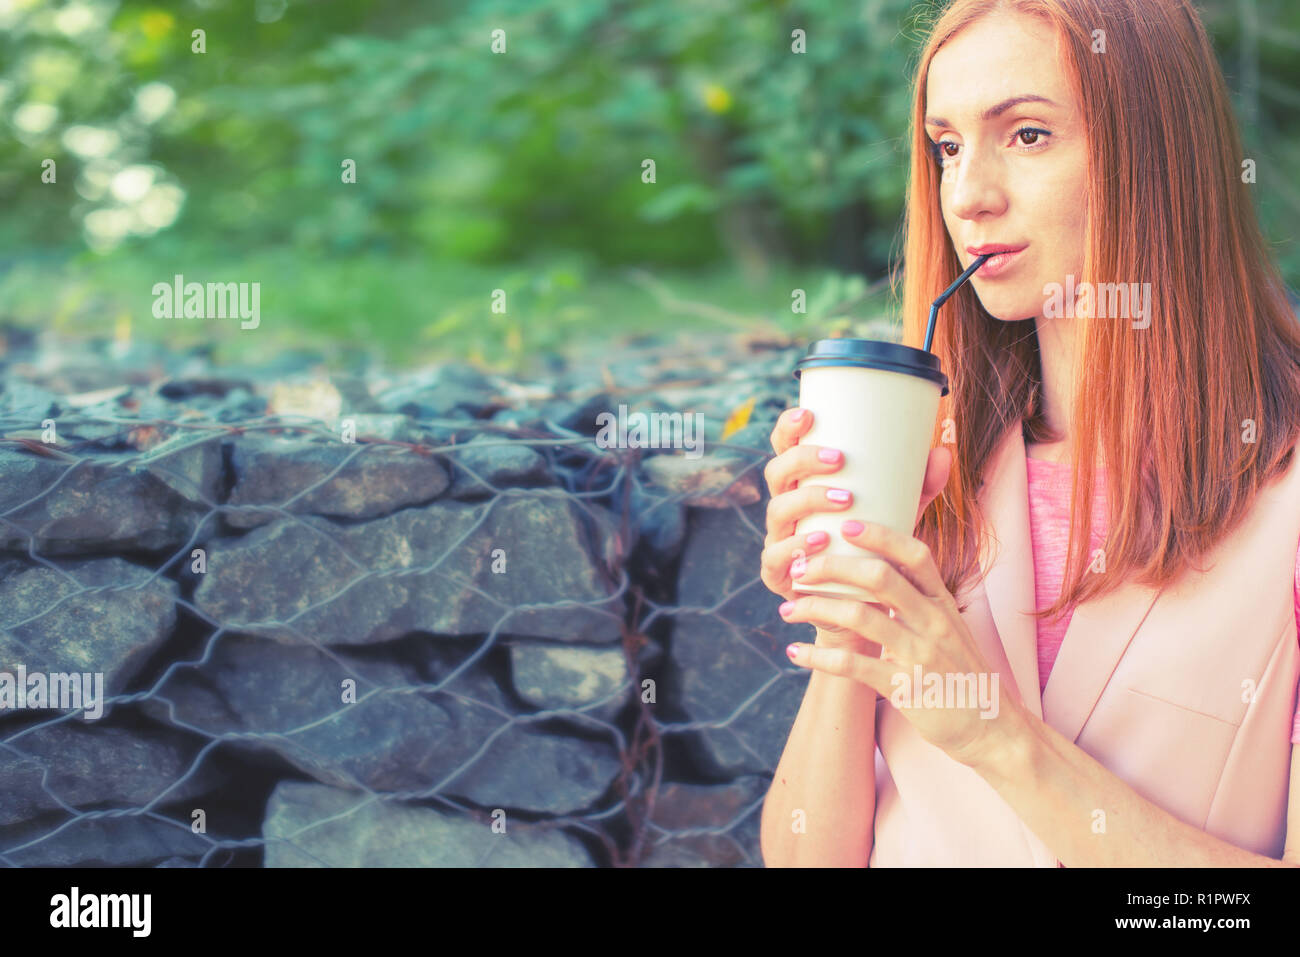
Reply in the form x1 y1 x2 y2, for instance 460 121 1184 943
0 332 817 867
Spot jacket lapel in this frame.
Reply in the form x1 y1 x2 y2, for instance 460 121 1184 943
977 422 1044 722
976 422 1163 742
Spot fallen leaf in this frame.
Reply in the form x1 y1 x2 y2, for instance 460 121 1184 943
720 396 756 441
64 385 131 409
2 434 81 462
266 379 343 422
126 425 169 451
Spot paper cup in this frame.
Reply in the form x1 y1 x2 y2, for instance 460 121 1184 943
790 338 948 603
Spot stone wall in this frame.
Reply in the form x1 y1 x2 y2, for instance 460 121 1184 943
0 325 882 866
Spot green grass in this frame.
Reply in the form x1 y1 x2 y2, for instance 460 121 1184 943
0 243 899 378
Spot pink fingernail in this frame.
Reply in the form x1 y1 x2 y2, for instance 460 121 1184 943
817 447 841 463
806 531 829 547
842 520 865 535
790 557 806 578
779 601 795 616
826 488 851 503
785 643 800 659
790 408 806 422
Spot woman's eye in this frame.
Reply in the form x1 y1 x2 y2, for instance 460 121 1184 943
931 140 958 163
1014 127 1051 146
930 127 1050 166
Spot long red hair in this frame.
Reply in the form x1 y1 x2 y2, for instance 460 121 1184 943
898 0 1300 619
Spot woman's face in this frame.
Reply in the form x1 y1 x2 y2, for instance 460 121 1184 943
924 12 1088 321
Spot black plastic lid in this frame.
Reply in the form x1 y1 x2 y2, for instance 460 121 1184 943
793 338 949 396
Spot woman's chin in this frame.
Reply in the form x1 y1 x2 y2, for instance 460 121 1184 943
973 289 1042 322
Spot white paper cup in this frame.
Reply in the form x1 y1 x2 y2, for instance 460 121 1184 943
790 338 948 603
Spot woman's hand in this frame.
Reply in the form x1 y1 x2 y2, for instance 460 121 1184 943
760 407 853 605
760 406 952 602
760 405 954 655
778 517 1023 769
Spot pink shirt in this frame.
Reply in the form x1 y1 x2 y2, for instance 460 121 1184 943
1026 455 1300 744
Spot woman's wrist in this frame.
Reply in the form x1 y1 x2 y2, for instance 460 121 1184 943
961 690 1037 779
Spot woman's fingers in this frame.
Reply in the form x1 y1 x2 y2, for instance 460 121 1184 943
788 552 942 639
784 640 897 698
759 528 833 600
763 437 844 498
777 594 916 660
768 406 814 457
841 521 951 608
764 482 854 542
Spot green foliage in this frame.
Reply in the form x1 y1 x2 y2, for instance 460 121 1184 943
0 0 1295 361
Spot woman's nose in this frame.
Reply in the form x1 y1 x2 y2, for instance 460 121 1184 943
946 151 1008 220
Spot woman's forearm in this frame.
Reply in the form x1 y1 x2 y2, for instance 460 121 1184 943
761 630 879 867
972 698 1299 867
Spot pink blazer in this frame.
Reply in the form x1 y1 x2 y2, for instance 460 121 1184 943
868 423 1300 866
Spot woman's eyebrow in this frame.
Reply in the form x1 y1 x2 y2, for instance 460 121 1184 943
924 93 1059 129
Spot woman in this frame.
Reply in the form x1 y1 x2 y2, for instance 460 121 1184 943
759 0 1300 867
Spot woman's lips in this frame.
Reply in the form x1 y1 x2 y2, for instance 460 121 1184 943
973 248 1025 279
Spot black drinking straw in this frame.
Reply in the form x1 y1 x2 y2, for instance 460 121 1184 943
922 253 992 353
